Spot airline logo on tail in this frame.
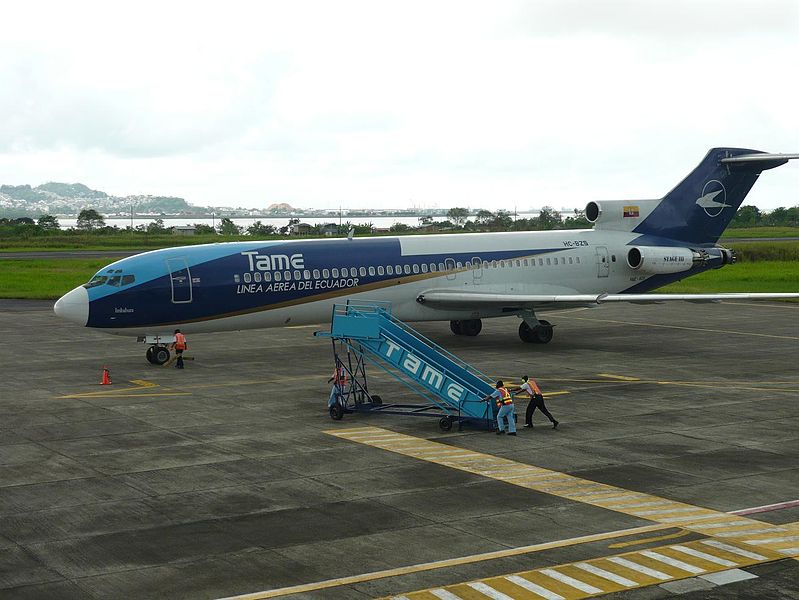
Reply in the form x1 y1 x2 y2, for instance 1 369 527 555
696 180 730 217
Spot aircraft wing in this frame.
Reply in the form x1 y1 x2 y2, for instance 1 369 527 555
417 290 799 308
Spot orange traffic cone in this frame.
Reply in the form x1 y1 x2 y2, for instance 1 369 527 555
100 366 111 385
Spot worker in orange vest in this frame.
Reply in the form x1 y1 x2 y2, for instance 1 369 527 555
170 329 187 369
482 380 516 435
327 365 347 408
511 375 558 429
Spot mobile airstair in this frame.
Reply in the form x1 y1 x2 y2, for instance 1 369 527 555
315 301 498 431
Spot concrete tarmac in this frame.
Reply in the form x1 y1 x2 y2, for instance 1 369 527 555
1 299 798 599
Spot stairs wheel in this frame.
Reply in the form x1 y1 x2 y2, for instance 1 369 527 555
371 395 382 405
439 417 454 432
329 404 344 420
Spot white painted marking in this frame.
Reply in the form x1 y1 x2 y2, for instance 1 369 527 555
701 540 768 561
640 550 704 574
607 556 671 580
661 513 724 523
777 547 799 555
505 575 564 599
700 569 758 585
540 569 602 594
745 535 799 545
574 563 637 587
714 528 785 538
670 545 737 567
609 500 671 509
689 520 759 530
633 507 700 516
467 581 514 599
731 498 799 515
430 589 462 600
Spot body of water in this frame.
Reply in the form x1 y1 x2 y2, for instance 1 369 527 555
57 213 545 230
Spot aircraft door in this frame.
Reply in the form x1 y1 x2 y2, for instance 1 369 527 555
445 258 456 281
471 256 482 285
595 246 610 278
167 257 192 303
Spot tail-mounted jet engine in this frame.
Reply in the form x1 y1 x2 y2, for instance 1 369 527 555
626 246 735 274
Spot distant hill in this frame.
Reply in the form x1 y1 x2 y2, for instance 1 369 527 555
0 181 193 218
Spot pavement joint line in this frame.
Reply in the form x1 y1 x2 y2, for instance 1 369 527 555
555 314 799 340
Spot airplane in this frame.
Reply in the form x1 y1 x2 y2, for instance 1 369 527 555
54 147 799 364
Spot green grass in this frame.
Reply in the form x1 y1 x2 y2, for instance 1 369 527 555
722 226 799 238
662 261 799 294
0 259 107 299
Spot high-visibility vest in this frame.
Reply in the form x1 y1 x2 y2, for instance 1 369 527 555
496 386 512 407
525 380 542 396
174 332 187 350
333 367 347 385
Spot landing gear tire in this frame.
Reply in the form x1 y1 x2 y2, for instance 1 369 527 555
147 345 171 365
450 320 463 335
439 416 454 432
329 403 344 420
519 321 554 344
460 319 482 337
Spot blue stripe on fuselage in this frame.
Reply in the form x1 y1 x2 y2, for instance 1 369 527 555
87 237 567 328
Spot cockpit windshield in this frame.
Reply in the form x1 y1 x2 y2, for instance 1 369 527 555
83 269 136 289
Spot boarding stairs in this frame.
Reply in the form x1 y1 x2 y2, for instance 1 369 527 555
315 301 498 431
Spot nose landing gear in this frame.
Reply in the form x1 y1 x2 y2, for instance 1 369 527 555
146 345 171 365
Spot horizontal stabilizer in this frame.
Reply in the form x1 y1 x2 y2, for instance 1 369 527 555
417 290 799 308
720 153 799 171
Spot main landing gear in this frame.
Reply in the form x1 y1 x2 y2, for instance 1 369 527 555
146 345 171 365
450 319 482 337
518 309 554 344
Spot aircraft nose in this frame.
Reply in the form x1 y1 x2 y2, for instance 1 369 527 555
54 286 89 326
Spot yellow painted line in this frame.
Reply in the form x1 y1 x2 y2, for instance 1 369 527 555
608 530 691 549
597 374 641 381
58 379 174 398
215 523 672 600
326 427 798 555
387 537 785 599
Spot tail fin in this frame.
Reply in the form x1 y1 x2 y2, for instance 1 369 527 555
633 147 798 244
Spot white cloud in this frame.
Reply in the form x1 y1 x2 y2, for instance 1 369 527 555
1 0 798 210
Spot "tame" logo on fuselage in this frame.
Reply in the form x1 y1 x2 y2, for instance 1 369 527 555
241 251 305 271
383 339 466 403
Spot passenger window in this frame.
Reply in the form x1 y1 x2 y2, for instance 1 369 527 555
322 269 329 278
523 259 529 267
244 273 252 283
269 272 276 282
254 272 262 283
396 265 403 274
421 263 428 273
377 266 384 275
359 267 367 277
611 255 616 262
576 257 581 264
234 274 240 283
438 262 445 271
121 275 135 286
293 270 301 280
412 264 419 274
387 265 394 275
304 270 311 279
284 271 291 280
538 258 543 266
264 272 272 282
332 268 339 277
568 257 573 264
546 258 551 265
313 269 320 278
500 261 505 268
403 265 411 275
369 266 375 276
516 260 521 267
430 263 437 272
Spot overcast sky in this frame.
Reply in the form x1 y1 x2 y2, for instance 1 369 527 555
1 0 798 211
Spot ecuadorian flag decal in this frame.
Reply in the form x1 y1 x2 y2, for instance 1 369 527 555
623 205 640 218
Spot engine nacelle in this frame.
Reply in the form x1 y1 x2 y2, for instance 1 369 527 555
626 246 705 274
